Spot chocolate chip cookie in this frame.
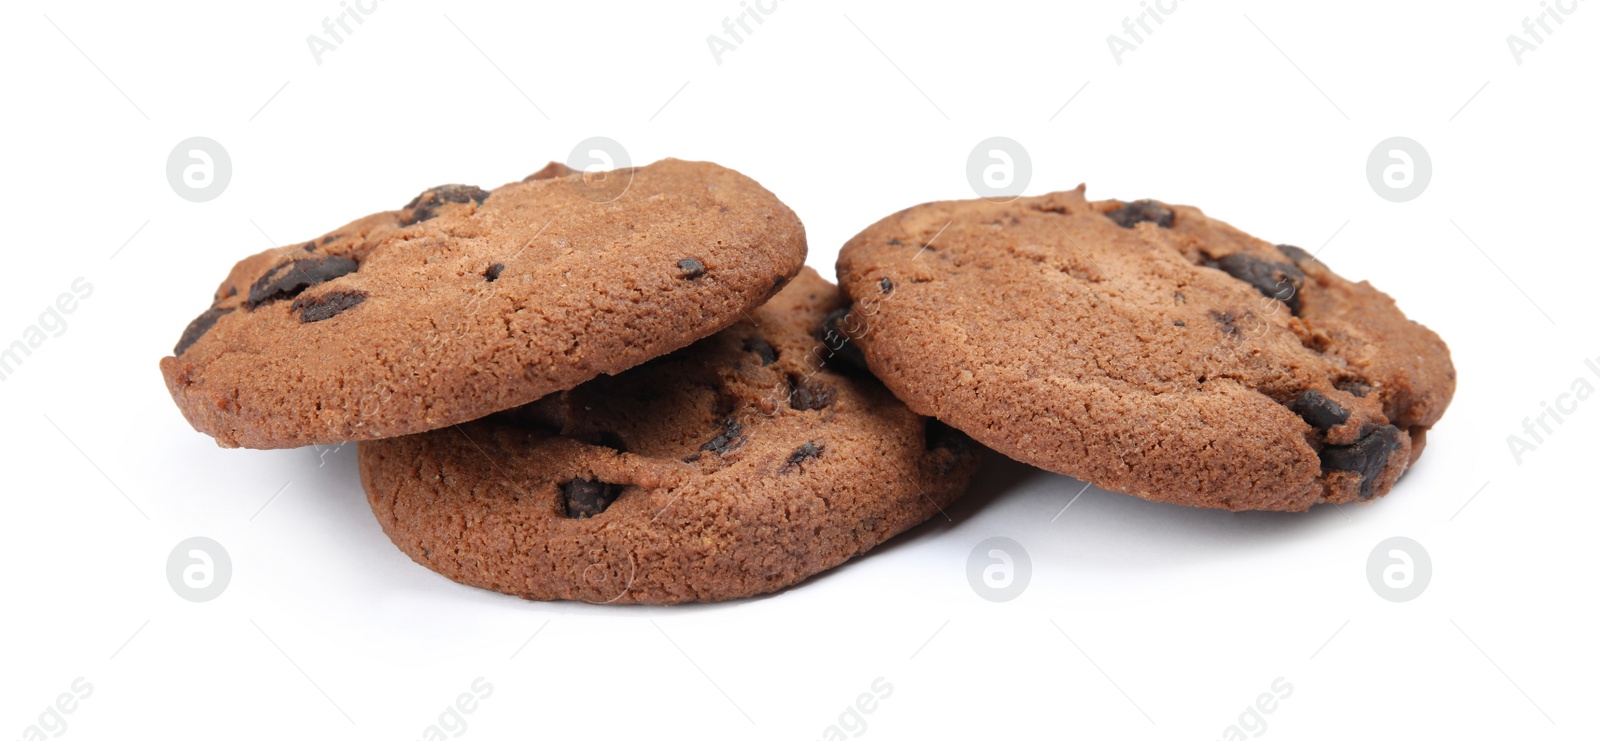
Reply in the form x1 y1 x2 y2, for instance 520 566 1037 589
161 159 807 449
835 187 1454 511
358 268 979 604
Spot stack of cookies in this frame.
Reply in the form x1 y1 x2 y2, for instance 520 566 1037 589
161 160 1454 604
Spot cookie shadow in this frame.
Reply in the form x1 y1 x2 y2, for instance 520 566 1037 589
982 456 1372 579
732 448 1043 600
794 446 1355 591
875 448 1045 551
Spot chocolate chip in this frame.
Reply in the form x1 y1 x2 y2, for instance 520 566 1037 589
173 306 234 355
779 441 823 472
290 290 367 323
408 184 490 208
817 308 870 374
888 238 904 247
699 417 745 455
484 263 505 282
300 241 317 253
1106 199 1174 229
787 375 835 411
1173 320 1186 327
402 184 490 225
246 256 359 309
1211 254 1305 315
1287 390 1349 431
742 337 778 365
677 258 705 279
1209 310 1240 337
879 277 894 294
1320 425 1404 500
561 478 624 519
1336 379 1372 397
1277 244 1314 264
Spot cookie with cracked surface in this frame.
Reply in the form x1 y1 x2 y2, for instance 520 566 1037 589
358 268 979 604
160 159 807 449
835 186 1454 511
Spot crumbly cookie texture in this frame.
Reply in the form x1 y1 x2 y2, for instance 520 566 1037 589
359 268 979 604
161 159 807 449
836 187 1454 511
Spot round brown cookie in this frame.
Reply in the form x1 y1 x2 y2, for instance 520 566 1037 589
161 159 806 449
835 187 1455 512
358 268 979 604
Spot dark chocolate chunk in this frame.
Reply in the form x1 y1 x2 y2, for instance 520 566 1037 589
1211 253 1305 315
300 241 317 253
173 306 234 356
561 478 624 519
677 258 706 279
484 263 505 282
779 441 823 472
402 184 490 225
817 308 869 374
700 417 745 455
879 277 894 294
1277 244 1314 264
787 375 836 411
1209 310 1240 337
246 256 359 309
1336 379 1372 397
1287 390 1349 431
887 238 904 247
1106 199 1174 229
742 337 778 365
405 184 490 208
1320 425 1404 500
1174 320 1185 327
290 290 367 323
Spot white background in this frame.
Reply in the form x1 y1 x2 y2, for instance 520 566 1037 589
2 1 1596 739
